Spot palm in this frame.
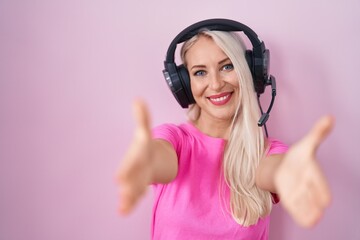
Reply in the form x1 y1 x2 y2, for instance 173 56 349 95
275 116 334 227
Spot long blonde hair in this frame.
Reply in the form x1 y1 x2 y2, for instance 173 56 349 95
180 30 272 226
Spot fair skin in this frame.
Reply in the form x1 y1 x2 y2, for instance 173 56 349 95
116 36 334 228
186 36 239 139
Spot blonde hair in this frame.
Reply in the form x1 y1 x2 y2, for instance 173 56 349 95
180 30 272 226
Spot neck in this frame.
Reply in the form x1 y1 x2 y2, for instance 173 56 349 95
194 116 232 139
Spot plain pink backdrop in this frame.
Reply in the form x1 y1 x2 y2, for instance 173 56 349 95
0 0 359 239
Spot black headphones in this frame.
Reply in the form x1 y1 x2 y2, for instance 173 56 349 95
162 18 277 127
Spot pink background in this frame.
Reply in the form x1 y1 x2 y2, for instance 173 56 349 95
0 0 359 239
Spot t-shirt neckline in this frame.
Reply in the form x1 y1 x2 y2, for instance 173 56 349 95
184 121 227 144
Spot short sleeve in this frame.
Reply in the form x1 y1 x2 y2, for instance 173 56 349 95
267 138 289 156
152 124 182 153
266 138 288 204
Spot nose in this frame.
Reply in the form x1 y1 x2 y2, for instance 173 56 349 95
208 71 225 91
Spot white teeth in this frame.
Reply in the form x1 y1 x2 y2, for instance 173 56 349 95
210 95 229 102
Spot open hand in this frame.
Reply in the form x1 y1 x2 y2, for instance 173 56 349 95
115 100 153 215
274 116 335 228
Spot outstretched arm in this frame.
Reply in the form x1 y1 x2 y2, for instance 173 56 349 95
256 116 335 227
115 100 178 215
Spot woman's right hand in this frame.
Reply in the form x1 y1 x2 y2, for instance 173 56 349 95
116 99 154 215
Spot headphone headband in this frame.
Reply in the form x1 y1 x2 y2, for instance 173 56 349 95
165 18 265 64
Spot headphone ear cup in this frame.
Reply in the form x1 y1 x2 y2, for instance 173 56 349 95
178 64 195 105
163 63 191 108
245 49 264 95
245 50 253 72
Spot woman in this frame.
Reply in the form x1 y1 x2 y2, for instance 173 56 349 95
116 21 334 239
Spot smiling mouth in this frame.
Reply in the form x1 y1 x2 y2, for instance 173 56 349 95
207 92 233 106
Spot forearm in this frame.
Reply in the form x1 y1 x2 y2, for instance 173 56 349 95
255 154 284 193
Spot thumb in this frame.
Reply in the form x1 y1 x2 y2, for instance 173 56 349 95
305 115 335 153
132 99 151 139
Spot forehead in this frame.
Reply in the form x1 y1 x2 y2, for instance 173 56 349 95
185 35 228 65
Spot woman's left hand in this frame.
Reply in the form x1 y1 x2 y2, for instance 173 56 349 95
274 116 335 228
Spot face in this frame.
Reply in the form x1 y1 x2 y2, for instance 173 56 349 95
185 35 240 125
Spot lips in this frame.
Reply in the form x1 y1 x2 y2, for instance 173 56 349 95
207 92 233 106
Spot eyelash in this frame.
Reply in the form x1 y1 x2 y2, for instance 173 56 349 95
194 70 206 76
222 64 234 71
193 63 234 77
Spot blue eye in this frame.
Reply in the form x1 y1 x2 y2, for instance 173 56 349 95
222 64 234 71
194 70 206 76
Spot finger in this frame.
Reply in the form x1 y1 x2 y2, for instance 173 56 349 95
118 187 137 215
300 189 325 228
305 115 335 153
118 181 147 215
298 202 323 228
115 146 139 182
116 145 147 184
287 184 324 228
308 163 332 208
132 99 151 139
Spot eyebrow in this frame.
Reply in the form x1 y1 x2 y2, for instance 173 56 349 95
190 57 231 71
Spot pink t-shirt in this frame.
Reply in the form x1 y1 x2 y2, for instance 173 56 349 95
151 123 288 240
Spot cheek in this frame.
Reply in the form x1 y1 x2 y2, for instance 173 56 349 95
228 72 239 85
228 75 240 91
228 76 240 100
190 79 205 96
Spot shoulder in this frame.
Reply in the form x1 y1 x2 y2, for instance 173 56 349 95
152 123 195 149
266 138 289 156
152 123 192 139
